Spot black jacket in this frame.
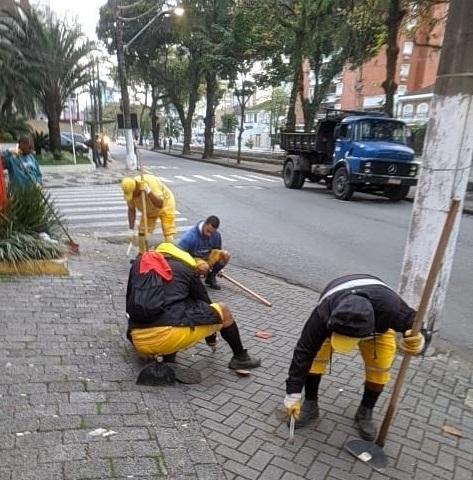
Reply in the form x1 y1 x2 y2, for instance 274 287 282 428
286 274 415 394
129 258 220 329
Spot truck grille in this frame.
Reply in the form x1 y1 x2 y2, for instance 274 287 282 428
367 162 413 176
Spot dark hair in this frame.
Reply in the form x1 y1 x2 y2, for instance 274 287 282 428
205 215 220 229
18 135 32 144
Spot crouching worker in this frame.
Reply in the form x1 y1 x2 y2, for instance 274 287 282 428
284 274 426 441
126 243 261 378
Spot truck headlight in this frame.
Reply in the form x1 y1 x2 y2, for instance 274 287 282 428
409 165 417 176
363 161 372 173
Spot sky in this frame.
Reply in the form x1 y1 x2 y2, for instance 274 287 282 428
34 0 108 41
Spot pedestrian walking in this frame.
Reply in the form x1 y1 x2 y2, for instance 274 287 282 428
163 138 167 151
284 274 425 441
121 174 176 252
178 215 231 290
168 137 173 151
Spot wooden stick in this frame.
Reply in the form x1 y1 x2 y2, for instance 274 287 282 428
219 272 272 307
376 198 460 446
138 147 148 250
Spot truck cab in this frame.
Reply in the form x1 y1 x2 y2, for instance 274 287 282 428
281 110 419 201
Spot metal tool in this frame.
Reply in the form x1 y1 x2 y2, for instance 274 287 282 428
288 415 295 444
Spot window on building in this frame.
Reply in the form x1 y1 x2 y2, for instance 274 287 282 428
336 83 343 95
416 103 429 118
402 104 414 118
403 41 414 56
397 85 407 95
400 64 410 79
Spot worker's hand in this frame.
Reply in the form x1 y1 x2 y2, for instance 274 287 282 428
138 180 147 192
283 393 302 420
195 260 209 276
398 330 425 356
128 229 136 244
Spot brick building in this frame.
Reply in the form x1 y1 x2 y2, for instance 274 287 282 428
299 2 448 126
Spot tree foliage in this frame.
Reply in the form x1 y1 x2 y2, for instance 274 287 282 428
0 6 95 151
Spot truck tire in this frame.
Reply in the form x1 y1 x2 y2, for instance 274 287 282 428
283 160 305 189
384 185 410 201
332 167 354 201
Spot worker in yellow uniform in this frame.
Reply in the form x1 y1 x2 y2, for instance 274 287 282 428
121 174 176 252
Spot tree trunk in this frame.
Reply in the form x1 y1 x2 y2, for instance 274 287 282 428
203 72 218 159
382 0 406 117
150 86 160 149
182 118 192 155
286 57 302 131
46 100 61 153
237 102 245 164
139 87 148 146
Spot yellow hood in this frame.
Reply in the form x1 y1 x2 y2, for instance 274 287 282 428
155 243 196 269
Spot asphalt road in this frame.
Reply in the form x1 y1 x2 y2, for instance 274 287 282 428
112 146 473 352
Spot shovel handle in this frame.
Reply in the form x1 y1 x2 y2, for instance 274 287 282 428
376 198 460 446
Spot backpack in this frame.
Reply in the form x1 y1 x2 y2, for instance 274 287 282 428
126 257 165 325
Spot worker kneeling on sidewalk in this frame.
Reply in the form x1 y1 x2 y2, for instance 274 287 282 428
126 243 261 371
121 174 176 252
284 274 426 441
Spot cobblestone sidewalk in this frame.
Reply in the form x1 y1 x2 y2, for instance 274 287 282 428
1 236 472 479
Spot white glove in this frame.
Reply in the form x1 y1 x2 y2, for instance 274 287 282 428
128 229 136 243
284 393 302 419
144 185 151 195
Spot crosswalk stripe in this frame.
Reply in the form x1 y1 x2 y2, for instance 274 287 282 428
174 175 196 183
246 174 279 183
212 174 236 182
230 175 259 182
60 206 126 213
92 226 190 238
157 177 174 183
67 213 188 221
69 222 191 230
192 175 215 182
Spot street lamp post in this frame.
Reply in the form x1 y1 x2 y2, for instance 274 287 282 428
114 3 184 170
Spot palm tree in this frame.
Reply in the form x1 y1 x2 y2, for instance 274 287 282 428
0 6 95 151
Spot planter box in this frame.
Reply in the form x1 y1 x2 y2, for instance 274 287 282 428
40 164 96 174
0 257 69 276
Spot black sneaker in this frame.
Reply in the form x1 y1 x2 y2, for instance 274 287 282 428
228 350 261 370
205 272 221 290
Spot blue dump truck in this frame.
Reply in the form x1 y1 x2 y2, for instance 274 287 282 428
280 109 419 201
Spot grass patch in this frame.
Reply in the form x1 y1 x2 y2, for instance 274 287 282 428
37 151 91 165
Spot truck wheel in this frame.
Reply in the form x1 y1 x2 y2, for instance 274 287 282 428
384 185 410 201
332 167 354 201
283 160 305 189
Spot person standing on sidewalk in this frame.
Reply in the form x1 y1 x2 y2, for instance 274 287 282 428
1 136 42 188
178 215 230 290
284 274 425 441
168 137 173 151
127 243 261 370
121 174 176 252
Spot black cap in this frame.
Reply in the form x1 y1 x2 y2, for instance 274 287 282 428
328 295 375 338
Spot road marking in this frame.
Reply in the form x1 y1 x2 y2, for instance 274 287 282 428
174 175 196 183
212 174 237 182
246 174 279 183
67 213 188 221
192 175 216 182
230 175 259 182
60 206 127 213
157 176 174 183
93 225 190 237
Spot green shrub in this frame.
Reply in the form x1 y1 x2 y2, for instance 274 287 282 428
0 184 64 263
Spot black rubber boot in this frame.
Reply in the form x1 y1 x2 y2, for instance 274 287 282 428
228 350 261 370
205 271 221 290
354 405 377 441
294 399 319 429
162 353 177 363
205 333 218 351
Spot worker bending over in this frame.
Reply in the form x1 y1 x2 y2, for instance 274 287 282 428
284 274 425 441
121 174 176 252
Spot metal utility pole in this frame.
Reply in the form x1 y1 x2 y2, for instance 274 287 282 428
399 0 473 332
115 0 137 170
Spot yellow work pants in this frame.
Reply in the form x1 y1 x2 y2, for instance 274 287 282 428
130 304 223 357
309 329 397 385
138 213 177 252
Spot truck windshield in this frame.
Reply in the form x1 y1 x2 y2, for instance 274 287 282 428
356 120 407 144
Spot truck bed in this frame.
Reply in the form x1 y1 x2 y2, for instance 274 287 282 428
280 132 318 153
